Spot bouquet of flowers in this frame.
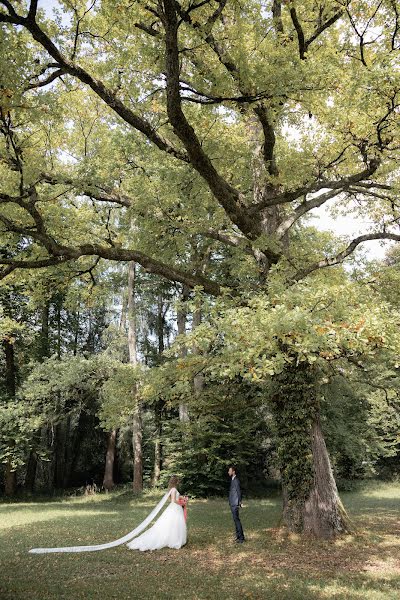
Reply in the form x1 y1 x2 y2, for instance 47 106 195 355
177 495 189 521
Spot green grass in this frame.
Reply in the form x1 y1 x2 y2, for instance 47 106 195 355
0 481 399 600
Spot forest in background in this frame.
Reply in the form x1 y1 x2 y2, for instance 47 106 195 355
1 253 399 498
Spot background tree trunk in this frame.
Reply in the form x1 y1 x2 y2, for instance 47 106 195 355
128 262 143 493
101 290 128 490
4 462 16 496
192 306 205 396
103 429 117 491
39 302 50 359
73 310 80 356
177 286 190 422
24 450 38 493
152 400 162 485
54 420 67 489
27 301 51 492
3 336 17 495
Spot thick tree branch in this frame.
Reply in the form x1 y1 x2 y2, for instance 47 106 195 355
276 188 344 238
134 21 160 37
27 0 38 21
0 240 222 294
0 191 29 203
201 228 254 255
170 2 282 191
272 0 284 34
161 0 258 238
290 6 306 59
252 159 381 212
0 5 188 163
0 256 71 280
253 104 279 177
0 182 221 293
40 172 134 207
0 0 18 19
348 186 397 203
305 10 344 49
390 0 400 50
26 68 65 90
293 232 400 281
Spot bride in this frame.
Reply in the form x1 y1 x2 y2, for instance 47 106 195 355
127 475 187 551
29 475 187 554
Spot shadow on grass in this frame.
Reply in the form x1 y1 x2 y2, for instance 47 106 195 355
0 483 398 600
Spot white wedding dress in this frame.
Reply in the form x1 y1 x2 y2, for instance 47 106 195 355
29 487 186 554
127 488 187 551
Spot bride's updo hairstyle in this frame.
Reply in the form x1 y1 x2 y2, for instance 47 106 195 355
168 475 180 489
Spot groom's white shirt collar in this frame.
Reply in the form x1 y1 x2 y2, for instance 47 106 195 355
232 475 236 480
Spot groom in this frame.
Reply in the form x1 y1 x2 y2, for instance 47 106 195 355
228 465 245 543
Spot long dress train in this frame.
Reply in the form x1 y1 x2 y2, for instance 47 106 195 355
29 488 184 554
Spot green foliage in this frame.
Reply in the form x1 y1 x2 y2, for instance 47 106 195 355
319 370 398 483
21 355 104 412
163 279 400 389
0 397 45 470
159 378 268 496
321 375 373 482
99 362 144 429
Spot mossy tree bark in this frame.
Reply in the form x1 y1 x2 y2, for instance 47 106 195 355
272 365 351 538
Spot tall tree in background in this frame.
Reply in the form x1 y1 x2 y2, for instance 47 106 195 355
128 262 143 492
177 285 190 423
1 0 399 535
2 319 17 495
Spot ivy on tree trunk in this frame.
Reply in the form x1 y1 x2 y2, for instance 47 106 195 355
272 364 351 538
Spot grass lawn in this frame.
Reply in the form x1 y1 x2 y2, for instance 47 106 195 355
0 481 399 600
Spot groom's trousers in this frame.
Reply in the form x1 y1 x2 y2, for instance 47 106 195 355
230 505 245 541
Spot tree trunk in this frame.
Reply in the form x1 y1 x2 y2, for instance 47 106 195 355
119 290 128 331
25 450 38 493
56 300 61 359
54 420 67 489
62 415 73 487
30 301 51 491
4 462 17 496
39 302 50 359
100 288 127 491
273 364 351 538
280 410 351 538
128 262 143 493
152 400 162 485
103 429 117 491
3 336 17 495
67 409 87 486
177 286 190 422
73 311 80 356
3 337 16 397
192 306 205 396
132 405 143 492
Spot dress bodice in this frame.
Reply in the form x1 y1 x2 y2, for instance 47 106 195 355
171 487 180 499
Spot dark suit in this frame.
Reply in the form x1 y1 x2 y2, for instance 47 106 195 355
229 476 245 541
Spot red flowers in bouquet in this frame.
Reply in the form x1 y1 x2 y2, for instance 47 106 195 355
177 496 189 521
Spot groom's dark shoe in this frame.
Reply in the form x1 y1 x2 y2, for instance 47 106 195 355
235 538 245 543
